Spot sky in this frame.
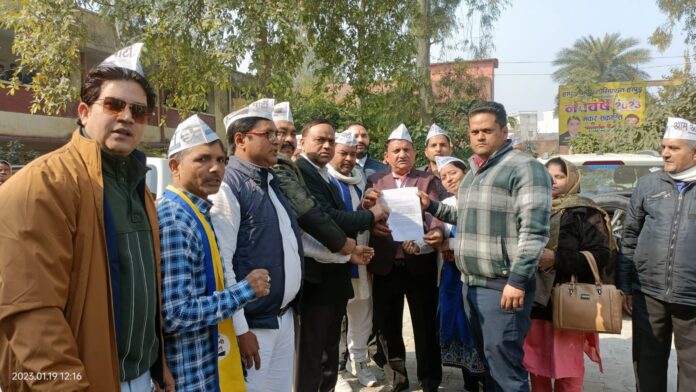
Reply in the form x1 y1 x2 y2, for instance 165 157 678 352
433 0 691 115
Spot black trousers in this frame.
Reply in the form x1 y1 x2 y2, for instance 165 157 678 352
632 291 696 392
296 299 348 392
373 264 442 390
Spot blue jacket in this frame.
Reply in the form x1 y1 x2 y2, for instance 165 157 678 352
361 155 388 178
223 157 304 328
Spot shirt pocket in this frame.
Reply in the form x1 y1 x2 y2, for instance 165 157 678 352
644 190 672 219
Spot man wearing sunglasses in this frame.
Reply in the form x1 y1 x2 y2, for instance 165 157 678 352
0 44 173 392
209 99 304 392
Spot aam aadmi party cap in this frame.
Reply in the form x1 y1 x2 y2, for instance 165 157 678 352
663 117 696 141
223 98 275 134
388 123 413 143
100 43 145 77
335 130 357 147
425 123 449 145
272 101 293 123
168 115 220 158
435 155 466 173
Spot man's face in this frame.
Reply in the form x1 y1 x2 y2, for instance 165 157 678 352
234 119 280 168
0 163 11 184
468 113 508 159
568 119 581 136
424 135 452 164
349 125 369 159
170 142 227 199
302 123 335 167
275 120 297 157
626 116 639 127
330 144 357 176
78 80 149 156
661 139 696 174
385 140 416 174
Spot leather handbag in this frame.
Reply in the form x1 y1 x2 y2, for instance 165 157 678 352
552 251 623 334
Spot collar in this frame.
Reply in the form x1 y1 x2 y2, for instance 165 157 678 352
173 186 214 215
228 155 271 185
357 155 367 168
101 149 148 187
300 153 330 182
469 140 513 173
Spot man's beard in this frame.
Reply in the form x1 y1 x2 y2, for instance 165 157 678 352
356 146 367 159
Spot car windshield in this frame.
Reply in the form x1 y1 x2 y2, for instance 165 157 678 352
578 164 662 195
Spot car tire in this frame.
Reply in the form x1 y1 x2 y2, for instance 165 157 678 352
590 193 630 245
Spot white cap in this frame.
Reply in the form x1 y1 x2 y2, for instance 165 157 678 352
335 130 357 146
272 101 293 123
168 115 220 158
425 123 449 145
663 117 696 141
223 98 275 134
435 155 467 172
388 123 412 143
100 43 145 77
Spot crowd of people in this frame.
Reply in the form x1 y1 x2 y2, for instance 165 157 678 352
0 43 695 392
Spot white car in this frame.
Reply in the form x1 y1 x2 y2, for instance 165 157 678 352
539 153 664 241
145 157 172 200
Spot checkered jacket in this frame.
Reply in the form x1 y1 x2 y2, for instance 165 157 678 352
158 190 256 391
429 142 551 289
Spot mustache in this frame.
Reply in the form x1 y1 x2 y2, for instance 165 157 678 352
281 142 294 150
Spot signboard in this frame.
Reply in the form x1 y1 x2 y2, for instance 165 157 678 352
558 81 646 150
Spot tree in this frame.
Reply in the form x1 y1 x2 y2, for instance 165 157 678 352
1 0 507 128
650 0 696 52
552 33 651 86
415 0 509 123
0 0 85 115
0 141 40 165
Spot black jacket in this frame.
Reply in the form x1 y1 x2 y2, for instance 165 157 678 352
621 171 696 306
273 156 347 252
532 206 611 320
296 156 374 304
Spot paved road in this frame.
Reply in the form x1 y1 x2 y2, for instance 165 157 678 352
341 304 678 391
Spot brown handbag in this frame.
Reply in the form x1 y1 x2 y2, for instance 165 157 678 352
552 251 623 334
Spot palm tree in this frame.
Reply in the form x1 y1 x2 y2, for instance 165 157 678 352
552 33 651 84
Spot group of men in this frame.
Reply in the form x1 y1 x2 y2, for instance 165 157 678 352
1 42 695 392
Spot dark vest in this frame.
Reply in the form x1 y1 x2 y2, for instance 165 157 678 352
223 156 304 329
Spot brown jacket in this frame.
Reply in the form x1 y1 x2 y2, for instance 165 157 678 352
0 130 165 391
366 169 443 276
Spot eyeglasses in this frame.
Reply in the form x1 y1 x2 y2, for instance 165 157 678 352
245 130 280 142
94 97 152 124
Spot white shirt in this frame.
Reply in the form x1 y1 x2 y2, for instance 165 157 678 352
300 153 330 183
209 174 302 335
357 155 367 168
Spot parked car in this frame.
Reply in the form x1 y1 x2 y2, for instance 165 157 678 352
145 157 172 200
539 153 663 242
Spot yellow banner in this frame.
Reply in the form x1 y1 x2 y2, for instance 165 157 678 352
558 81 646 149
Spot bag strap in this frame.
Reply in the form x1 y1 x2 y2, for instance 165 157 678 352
580 250 602 285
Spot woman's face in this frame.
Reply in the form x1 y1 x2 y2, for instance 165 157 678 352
439 163 466 195
547 163 568 198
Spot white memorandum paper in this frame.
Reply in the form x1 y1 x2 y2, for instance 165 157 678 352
380 187 424 242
